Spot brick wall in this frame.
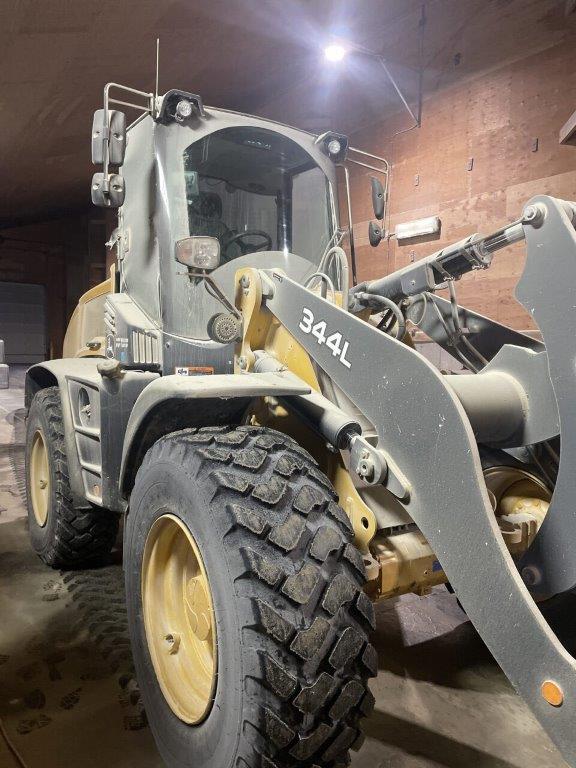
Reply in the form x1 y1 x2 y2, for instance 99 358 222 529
347 39 576 330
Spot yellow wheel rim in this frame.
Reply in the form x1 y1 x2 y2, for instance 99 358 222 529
30 429 50 527
142 514 217 724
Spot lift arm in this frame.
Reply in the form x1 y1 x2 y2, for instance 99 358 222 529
249 196 576 766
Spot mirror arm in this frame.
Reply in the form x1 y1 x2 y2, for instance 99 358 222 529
99 82 153 201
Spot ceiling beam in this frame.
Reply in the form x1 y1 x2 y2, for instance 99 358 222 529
560 108 576 145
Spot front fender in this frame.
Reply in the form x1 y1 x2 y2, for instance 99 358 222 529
119 371 310 496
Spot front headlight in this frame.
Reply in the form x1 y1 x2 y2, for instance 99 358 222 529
175 236 221 271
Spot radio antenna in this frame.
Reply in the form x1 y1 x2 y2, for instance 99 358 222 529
154 38 160 115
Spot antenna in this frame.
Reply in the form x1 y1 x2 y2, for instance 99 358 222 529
154 38 160 114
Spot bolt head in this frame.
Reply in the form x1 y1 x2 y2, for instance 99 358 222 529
521 565 542 587
356 458 374 481
522 203 545 227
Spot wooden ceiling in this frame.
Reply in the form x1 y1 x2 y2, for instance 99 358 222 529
0 0 573 226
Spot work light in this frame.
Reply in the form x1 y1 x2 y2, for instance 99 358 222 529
175 236 220 271
175 99 193 120
327 139 342 156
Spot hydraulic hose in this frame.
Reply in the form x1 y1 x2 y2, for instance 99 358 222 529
353 292 406 340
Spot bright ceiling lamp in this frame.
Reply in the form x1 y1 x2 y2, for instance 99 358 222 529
320 36 422 132
324 43 348 62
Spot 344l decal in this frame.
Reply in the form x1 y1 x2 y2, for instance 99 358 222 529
298 307 352 369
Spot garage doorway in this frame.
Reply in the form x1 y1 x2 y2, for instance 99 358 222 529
0 282 47 364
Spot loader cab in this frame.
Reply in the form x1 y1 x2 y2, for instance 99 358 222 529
182 126 335 267
116 103 341 373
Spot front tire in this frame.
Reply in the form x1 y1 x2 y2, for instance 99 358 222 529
125 426 377 768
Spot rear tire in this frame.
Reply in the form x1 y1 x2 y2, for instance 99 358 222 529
125 426 377 768
25 386 119 568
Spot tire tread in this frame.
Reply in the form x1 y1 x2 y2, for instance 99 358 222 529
135 426 376 767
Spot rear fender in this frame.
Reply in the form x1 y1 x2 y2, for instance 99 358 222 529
26 360 157 511
27 360 106 509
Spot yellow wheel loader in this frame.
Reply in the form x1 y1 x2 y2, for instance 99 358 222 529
24 82 576 767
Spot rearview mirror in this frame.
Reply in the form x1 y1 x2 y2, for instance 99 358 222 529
91 109 127 166
368 221 383 247
91 173 126 208
371 177 385 221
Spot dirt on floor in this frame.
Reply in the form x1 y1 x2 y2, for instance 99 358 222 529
0 369 570 768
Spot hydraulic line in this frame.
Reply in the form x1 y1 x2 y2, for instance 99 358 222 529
356 219 526 304
447 281 489 369
354 292 406 340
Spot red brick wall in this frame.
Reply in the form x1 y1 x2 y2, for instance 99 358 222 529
347 39 576 330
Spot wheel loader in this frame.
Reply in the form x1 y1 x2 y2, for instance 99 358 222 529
24 81 576 767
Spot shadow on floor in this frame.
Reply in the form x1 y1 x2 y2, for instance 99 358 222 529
365 708 520 768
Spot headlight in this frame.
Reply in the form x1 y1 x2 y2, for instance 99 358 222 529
175 236 221 271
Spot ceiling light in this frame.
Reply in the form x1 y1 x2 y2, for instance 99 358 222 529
324 44 347 62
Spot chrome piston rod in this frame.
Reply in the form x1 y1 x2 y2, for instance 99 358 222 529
355 219 526 305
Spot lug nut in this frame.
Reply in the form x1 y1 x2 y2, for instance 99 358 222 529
164 633 181 655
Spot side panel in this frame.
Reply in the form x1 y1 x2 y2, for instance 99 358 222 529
26 360 157 512
120 116 161 325
62 270 114 358
67 371 158 511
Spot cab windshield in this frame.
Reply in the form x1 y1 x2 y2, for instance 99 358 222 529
183 126 334 265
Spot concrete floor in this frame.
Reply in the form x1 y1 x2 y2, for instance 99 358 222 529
0 369 570 768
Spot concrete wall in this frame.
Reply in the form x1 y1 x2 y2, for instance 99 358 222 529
346 39 576 330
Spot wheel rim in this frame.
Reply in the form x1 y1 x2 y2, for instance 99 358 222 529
142 513 217 724
30 429 50 527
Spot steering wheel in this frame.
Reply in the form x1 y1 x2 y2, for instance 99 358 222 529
223 230 272 259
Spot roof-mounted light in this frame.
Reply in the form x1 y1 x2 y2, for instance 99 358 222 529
156 89 206 124
327 139 342 156
175 99 194 121
315 131 349 163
